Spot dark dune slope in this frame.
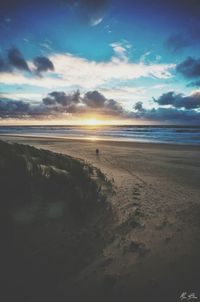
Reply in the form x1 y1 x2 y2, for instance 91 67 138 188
0 141 113 302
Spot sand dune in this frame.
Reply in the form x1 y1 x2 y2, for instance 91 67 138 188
1 135 200 302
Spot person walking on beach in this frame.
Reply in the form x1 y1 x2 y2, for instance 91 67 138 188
96 148 99 156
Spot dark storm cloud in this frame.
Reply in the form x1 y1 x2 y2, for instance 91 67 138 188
0 47 55 77
43 91 81 107
0 98 30 117
134 101 144 112
83 90 106 107
153 91 200 109
42 90 124 115
43 90 81 114
131 89 200 123
176 57 200 79
82 90 124 115
33 57 54 74
43 89 123 115
0 48 29 73
1 90 200 123
0 96 63 118
8 47 30 72
153 91 180 106
132 100 200 123
105 99 124 114
0 90 125 119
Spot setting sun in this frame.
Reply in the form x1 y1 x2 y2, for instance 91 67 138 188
81 118 103 126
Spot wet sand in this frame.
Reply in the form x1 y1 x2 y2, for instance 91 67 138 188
1 135 200 302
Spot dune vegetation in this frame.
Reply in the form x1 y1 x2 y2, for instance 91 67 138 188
0 140 113 302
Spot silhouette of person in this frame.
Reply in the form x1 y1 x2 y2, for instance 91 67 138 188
96 148 99 156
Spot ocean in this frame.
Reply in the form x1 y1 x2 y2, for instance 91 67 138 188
0 125 200 145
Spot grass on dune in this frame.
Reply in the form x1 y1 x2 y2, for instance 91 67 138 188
0 140 113 302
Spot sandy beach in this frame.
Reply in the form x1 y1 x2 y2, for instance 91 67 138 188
1 135 200 301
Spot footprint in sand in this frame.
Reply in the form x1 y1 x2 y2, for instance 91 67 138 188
132 185 141 202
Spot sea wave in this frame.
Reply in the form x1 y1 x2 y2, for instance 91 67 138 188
0 125 200 145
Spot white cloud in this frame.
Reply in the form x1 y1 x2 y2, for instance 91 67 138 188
51 52 174 89
151 84 169 89
110 42 127 60
0 52 175 91
0 72 67 89
189 89 200 96
0 92 42 102
101 86 146 101
90 17 103 26
110 41 132 61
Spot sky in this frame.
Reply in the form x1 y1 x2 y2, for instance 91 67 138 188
0 0 200 124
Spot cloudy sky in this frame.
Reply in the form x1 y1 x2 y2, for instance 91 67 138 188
0 0 200 124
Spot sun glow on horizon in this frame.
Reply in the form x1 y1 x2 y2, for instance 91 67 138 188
0 115 156 126
81 118 103 126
